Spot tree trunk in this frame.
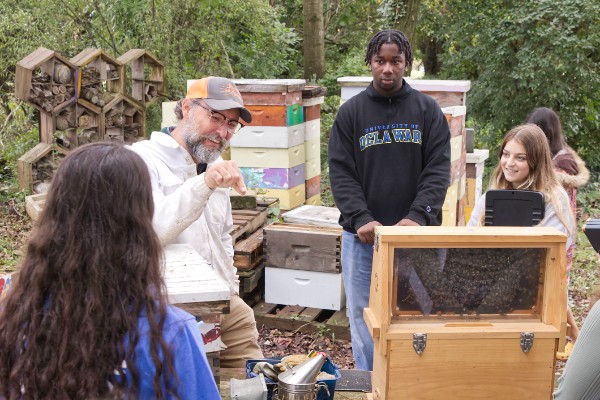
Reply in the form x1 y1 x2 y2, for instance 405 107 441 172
303 0 325 80
392 0 419 47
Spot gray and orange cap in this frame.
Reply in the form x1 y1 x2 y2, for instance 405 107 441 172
186 77 252 124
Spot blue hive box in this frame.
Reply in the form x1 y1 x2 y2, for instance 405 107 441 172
246 357 341 400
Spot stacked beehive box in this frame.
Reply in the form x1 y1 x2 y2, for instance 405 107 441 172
442 105 467 226
464 149 490 223
224 79 307 211
16 47 164 194
337 77 472 226
302 86 326 206
263 220 345 311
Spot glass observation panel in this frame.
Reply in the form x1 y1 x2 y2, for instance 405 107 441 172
392 247 545 318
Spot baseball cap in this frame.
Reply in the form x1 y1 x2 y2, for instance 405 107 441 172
186 77 252 123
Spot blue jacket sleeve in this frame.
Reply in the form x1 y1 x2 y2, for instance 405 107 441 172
171 318 222 400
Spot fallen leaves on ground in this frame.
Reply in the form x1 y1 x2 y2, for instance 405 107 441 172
258 325 355 369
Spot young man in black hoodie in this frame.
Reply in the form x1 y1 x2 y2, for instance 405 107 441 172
328 29 451 371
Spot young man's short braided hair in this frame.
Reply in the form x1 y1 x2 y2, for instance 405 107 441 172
365 29 413 67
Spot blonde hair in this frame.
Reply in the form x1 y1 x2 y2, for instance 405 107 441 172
481 124 573 235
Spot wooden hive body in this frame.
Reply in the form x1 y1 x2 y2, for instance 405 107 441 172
365 226 567 400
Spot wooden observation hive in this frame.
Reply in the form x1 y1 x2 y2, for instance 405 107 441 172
15 48 79 125
118 49 165 107
365 226 568 400
102 94 145 143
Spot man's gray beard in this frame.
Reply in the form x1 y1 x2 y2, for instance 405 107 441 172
182 121 228 164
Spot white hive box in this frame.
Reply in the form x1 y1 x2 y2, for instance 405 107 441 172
163 244 230 304
230 124 305 149
163 244 230 352
304 119 321 141
231 143 305 168
305 137 320 161
305 157 321 180
265 267 346 310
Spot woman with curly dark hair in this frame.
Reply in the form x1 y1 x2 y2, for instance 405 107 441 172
0 143 220 399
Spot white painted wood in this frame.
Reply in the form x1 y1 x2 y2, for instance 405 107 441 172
230 124 305 148
450 135 463 162
161 101 177 128
466 148 490 163
231 144 305 168
265 267 346 310
303 96 325 107
441 105 467 117
230 79 306 92
305 157 321 179
304 119 320 141
163 244 230 304
305 193 321 206
338 77 471 101
304 137 320 161
282 205 341 228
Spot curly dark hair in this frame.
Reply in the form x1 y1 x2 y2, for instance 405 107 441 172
0 142 176 399
364 29 413 67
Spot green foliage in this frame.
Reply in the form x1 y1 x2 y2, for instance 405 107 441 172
421 0 600 172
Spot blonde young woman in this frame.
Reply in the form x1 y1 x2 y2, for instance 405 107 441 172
467 124 576 358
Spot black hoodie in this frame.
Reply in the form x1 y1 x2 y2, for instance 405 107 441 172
328 80 450 233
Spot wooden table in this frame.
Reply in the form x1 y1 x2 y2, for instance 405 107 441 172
219 368 368 400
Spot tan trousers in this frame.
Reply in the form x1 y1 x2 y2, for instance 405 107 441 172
219 294 264 368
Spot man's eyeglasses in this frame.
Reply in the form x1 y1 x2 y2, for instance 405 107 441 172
192 100 244 134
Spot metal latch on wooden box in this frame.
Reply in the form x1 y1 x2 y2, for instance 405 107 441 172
413 333 427 355
520 332 534 353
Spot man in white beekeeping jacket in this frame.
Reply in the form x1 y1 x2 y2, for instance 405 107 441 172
131 76 264 367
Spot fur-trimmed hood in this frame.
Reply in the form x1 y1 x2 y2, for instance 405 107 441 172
555 146 590 189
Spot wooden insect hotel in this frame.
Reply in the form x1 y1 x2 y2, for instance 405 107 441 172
102 94 145 143
17 142 67 194
15 47 164 193
118 49 165 107
365 226 567 400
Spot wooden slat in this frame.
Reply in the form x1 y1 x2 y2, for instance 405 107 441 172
177 300 230 316
252 301 351 340
233 229 264 269
240 91 303 106
238 263 264 295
